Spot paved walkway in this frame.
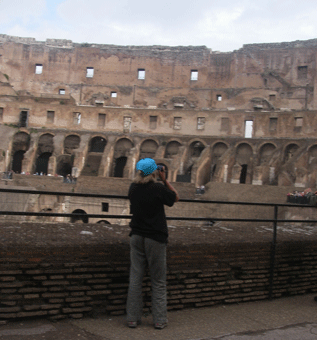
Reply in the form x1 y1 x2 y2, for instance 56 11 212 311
0 294 316 340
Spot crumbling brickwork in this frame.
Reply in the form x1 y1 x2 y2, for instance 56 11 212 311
0 223 316 321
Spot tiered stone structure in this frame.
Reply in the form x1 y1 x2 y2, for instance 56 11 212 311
1 34 317 187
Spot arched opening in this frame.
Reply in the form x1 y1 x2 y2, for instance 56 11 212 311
114 157 127 177
90 137 107 153
240 164 248 184
284 144 299 163
210 142 228 181
35 152 52 175
34 134 54 174
259 143 276 165
56 155 73 177
64 135 80 154
189 141 205 157
140 140 158 159
97 220 111 225
11 132 30 173
165 141 181 158
232 143 253 184
112 138 134 177
181 141 205 182
71 209 88 223
12 150 25 173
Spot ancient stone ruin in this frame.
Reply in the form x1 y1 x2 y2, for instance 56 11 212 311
1 34 317 188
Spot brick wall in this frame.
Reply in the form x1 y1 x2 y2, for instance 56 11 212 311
0 223 316 321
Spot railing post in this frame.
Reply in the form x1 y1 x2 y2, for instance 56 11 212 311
268 205 278 300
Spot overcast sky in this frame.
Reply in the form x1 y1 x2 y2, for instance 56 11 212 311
1 0 317 52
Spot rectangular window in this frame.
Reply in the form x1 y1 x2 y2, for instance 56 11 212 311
294 117 303 132
47 111 55 124
298 66 308 79
295 117 303 127
173 117 182 130
102 202 109 212
197 117 205 130
190 70 198 81
59 89 65 95
269 117 278 131
244 120 253 138
217 94 222 101
86 67 94 78
98 113 106 127
221 117 229 131
123 116 132 133
138 69 145 80
73 112 81 125
111 91 117 98
150 116 157 129
35 64 43 74
19 110 28 127
0 107 3 122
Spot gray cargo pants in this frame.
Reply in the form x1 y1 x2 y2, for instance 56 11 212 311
126 234 167 324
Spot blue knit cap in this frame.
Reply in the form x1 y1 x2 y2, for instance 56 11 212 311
136 158 158 176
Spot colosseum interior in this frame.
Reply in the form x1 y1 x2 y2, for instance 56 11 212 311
0 34 317 190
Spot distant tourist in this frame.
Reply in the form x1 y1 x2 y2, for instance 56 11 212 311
126 158 179 329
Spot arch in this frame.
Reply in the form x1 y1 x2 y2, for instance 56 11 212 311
308 144 317 172
56 154 73 177
12 150 25 173
12 132 30 153
236 143 253 165
35 152 52 175
114 156 127 177
140 139 159 159
112 138 134 177
64 134 80 154
212 142 228 161
189 141 205 158
284 143 299 163
114 138 134 157
258 143 276 165
97 220 111 225
165 141 182 158
210 142 229 180
11 132 30 172
89 136 107 153
232 143 253 185
308 144 317 159
38 133 54 154
71 209 88 223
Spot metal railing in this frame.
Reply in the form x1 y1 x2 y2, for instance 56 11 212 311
0 187 316 300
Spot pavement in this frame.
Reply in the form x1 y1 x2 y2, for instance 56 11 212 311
0 294 317 340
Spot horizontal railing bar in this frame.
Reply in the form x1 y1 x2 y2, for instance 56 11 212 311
0 188 128 199
0 211 316 223
0 188 313 208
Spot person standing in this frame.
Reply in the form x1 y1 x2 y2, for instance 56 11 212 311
126 158 179 329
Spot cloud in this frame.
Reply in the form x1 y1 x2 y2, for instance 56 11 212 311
0 0 46 25
0 0 317 52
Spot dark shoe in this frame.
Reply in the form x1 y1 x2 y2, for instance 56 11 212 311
154 322 167 329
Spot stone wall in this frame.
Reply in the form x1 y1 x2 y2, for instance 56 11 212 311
0 222 316 321
0 34 316 111
1 35 317 188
